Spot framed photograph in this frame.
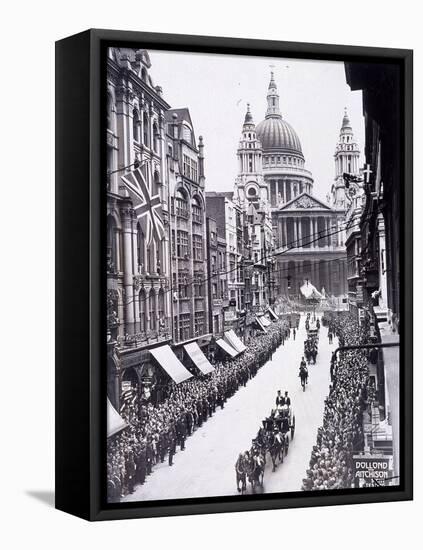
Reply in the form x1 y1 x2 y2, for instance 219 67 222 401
55 29 413 521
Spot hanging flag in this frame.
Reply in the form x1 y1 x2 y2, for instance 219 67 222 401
121 166 164 245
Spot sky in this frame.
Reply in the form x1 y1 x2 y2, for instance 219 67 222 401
147 49 364 201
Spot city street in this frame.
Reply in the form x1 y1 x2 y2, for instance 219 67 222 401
123 314 336 502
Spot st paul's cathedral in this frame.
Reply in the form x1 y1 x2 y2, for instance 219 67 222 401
234 72 360 301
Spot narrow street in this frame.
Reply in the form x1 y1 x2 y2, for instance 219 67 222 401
123 315 336 502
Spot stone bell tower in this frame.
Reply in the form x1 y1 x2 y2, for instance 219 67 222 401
234 104 269 211
332 108 361 208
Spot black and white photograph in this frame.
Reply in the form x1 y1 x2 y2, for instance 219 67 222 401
105 46 402 504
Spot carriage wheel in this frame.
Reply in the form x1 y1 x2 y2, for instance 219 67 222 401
291 416 296 440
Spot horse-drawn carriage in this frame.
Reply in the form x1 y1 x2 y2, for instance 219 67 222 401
304 336 318 364
262 405 295 442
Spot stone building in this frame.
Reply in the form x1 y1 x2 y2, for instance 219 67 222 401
339 110 365 317
254 73 348 300
206 192 245 330
345 61 402 479
106 48 172 409
206 217 228 338
234 105 274 312
165 108 210 356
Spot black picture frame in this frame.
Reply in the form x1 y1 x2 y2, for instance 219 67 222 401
55 28 413 521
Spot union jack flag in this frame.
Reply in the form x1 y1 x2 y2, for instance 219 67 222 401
121 166 165 245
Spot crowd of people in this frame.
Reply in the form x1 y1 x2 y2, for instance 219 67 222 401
302 313 369 491
107 319 291 502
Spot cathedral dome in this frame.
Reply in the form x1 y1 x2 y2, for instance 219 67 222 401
256 116 303 156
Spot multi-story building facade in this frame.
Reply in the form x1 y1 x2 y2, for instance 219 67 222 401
345 60 401 481
206 217 228 338
106 47 172 409
234 105 274 312
165 108 210 356
337 110 365 317
206 192 245 331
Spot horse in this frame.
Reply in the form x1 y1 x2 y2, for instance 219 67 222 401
247 454 265 492
235 453 248 494
267 431 283 471
299 366 308 391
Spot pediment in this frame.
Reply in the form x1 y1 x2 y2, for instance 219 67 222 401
279 192 333 211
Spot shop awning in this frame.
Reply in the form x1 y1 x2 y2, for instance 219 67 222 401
150 345 193 384
107 398 128 438
224 329 247 353
255 316 267 333
216 338 239 358
184 341 215 375
267 307 278 320
259 315 271 327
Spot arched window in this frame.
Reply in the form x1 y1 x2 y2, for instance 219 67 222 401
107 215 118 272
158 288 165 322
107 93 114 131
191 195 202 224
143 111 149 147
182 125 191 143
139 289 146 332
153 121 159 152
153 170 161 196
133 109 140 142
149 289 156 331
176 188 188 218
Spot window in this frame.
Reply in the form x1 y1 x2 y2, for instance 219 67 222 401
179 313 190 341
182 125 192 144
149 289 156 331
176 230 189 257
183 154 198 182
194 312 205 336
153 122 159 152
178 272 189 299
133 110 140 142
212 282 218 299
143 112 149 146
193 272 204 297
107 93 114 131
158 289 165 321
192 196 202 224
176 189 188 218
193 234 203 261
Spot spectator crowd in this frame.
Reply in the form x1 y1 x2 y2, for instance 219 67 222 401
107 319 291 501
302 313 370 491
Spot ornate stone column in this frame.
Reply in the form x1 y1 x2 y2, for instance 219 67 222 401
283 217 288 248
293 216 298 246
298 217 303 247
325 217 330 247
